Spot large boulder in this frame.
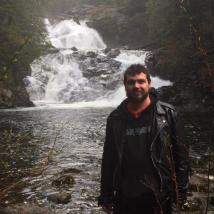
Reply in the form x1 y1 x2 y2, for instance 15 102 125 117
47 192 71 204
0 63 34 109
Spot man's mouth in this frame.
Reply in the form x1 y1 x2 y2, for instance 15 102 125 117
133 90 143 95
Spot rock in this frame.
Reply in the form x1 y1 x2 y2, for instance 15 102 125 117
0 85 34 109
189 183 207 193
0 55 35 108
52 174 75 188
104 47 111 54
86 51 97 58
189 183 198 192
96 54 110 63
2 89 13 100
89 8 149 48
71 46 78 51
62 167 82 174
0 203 54 214
110 60 121 69
47 192 71 204
183 197 203 212
84 67 97 78
106 48 120 58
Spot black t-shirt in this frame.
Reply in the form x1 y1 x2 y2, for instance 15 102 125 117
121 103 160 197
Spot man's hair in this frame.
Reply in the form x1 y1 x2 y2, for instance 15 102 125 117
123 64 151 84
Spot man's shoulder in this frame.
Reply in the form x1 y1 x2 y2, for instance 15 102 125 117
108 99 127 119
157 100 176 111
108 108 121 119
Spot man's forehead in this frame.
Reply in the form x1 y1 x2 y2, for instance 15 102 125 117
126 72 147 78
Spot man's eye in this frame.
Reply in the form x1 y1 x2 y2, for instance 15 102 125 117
127 80 135 85
138 80 145 84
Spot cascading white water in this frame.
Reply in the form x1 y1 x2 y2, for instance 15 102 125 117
26 19 107 104
26 19 172 109
45 19 106 50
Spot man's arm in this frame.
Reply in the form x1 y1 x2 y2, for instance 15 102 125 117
170 110 190 205
98 116 118 208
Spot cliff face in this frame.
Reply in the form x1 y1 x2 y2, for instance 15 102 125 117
56 2 150 49
0 63 33 109
0 1 49 109
88 7 149 49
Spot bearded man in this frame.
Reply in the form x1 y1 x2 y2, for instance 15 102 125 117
98 64 189 214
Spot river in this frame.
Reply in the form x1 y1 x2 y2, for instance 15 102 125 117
0 107 214 213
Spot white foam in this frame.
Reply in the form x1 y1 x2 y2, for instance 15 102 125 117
24 19 173 110
45 19 106 50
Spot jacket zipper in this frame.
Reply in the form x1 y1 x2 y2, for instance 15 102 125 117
150 120 166 193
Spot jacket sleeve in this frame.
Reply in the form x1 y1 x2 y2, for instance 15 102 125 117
98 115 118 206
169 110 190 205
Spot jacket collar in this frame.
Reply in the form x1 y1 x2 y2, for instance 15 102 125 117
114 99 167 118
156 101 166 115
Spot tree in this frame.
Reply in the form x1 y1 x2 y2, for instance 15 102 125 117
145 0 214 94
0 0 50 81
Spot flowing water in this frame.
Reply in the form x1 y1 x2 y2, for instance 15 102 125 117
1 19 213 213
25 18 171 107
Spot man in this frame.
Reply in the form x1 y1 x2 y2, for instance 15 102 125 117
98 64 189 214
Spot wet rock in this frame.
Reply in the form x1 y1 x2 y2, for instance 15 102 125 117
0 89 13 108
96 62 110 70
47 192 71 204
190 155 204 168
106 48 120 58
71 46 78 51
0 60 35 108
183 197 203 211
104 47 111 54
62 167 82 174
89 8 149 48
2 89 13 100
189 183 199 192
89 58 97 66
0 203 54 214
71 51 80 58
86 51 97 58
189 183 207 193
52 174 75 188
96 54 110 63
187 192 193 197
110 60 121 69
84 67 97 78
78 53 87 61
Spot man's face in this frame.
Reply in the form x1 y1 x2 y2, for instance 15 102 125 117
124 72 151 103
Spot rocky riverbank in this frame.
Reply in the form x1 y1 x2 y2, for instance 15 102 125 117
0 62 34 109
1 163 214 214
0 107 214 213
145 52 214 112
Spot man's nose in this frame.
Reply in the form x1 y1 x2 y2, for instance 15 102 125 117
134 82 141 88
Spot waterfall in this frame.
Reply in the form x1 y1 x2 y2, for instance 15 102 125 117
45 19 106 50
25 19 172 108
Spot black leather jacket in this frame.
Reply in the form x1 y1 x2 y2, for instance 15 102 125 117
98 99 190 207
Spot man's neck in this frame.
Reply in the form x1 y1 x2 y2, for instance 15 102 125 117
127 96 151 113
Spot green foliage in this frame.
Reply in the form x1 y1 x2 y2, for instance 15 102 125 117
146 0 191 64
0 0 50 80
145 0 214 92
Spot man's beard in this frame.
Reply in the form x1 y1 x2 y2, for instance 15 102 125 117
126 90 149 104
